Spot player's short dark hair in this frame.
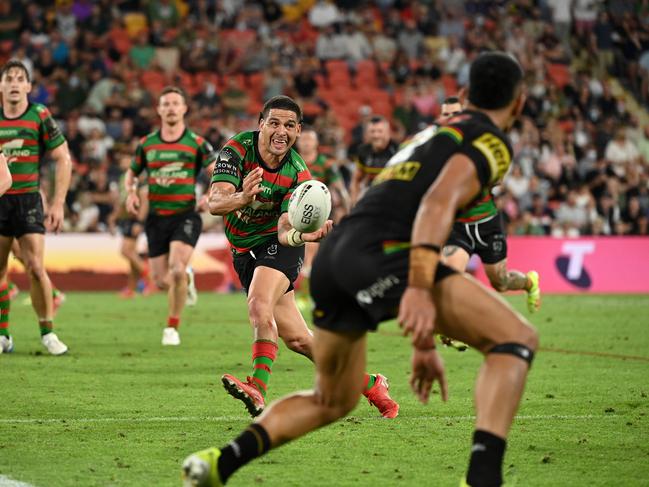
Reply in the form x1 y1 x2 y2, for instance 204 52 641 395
443 96 460 105
468 51 523 110
261 95 302 122
0 59 30 82
369 115 387 124
159 86 187 104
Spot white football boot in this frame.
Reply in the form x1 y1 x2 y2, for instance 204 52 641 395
41 332 68 355
0 335 14 354
162 327 181 346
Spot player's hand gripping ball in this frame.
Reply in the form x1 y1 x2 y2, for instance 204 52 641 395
288 180 332 233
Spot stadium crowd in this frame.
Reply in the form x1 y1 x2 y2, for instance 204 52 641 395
2 0 649 236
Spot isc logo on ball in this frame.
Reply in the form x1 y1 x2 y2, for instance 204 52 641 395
301 204 321 225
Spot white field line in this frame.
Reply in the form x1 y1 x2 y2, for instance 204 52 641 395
0 413 617 425
0 476 37 487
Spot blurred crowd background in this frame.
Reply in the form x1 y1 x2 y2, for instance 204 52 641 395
2 0 649 236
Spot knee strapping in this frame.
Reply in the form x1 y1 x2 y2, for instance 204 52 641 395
488 342 535 366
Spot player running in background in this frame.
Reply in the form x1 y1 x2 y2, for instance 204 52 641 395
111 150 151 298
0 152 10 195
349 115 398 206
439 97 541 313
125 86 216 346
295 126 350 313
183 52 538 487
0 59 72 355
207 95 398 419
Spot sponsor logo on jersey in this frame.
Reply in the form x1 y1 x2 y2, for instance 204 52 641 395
159 151 179 160
373 161 421 184
0 129 19 138
472 133 510 184
153 162 188 187
1 139 28 157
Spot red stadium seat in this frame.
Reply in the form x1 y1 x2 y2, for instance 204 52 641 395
547 63 571 89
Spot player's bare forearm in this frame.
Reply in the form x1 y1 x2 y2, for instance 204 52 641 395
277 213 293 246
277 213 333 247
50 143 72 206
208 184 250 215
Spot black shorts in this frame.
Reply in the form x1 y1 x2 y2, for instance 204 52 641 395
117 218 143 239
311 222 456 333
145 211 202 258
232 236 305 294
0 193 45 238
446 214 507 265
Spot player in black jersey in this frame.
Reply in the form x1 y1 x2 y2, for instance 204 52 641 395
182 52 538 487
349 115 398 206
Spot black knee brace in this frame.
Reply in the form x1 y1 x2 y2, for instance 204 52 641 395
488 342 535 366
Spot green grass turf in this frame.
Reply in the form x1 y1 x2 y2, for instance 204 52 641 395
1 292 648 486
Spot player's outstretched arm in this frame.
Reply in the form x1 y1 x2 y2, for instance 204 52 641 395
208 167 263 215
0 153 12 196
47 142 73 233
399 154 482 348
277 213 333 247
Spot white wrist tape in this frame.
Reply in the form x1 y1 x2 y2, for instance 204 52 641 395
286 228 305 247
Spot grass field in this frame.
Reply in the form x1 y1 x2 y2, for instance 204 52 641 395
1 291 648 486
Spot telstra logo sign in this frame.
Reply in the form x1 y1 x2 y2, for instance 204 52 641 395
555 242 595 289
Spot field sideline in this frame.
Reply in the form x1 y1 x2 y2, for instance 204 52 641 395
1 292 648 486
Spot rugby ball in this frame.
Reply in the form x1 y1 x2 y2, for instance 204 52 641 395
288 180 331 233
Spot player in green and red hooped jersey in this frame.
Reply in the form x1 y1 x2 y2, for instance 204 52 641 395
437 97 540 315
0 59 72 355
294 126 350 316
207 96 399 420
125 86 216 346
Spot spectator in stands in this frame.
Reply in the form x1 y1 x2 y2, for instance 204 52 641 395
315 24 347 61
554 189 592 236
596 191 621 235
619 196 648 235
605 127 641 178
308 0 341 29
221 76 250 118
526 193 555 235
340 21 372 65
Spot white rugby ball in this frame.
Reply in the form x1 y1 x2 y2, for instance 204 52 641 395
288 180 332 233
